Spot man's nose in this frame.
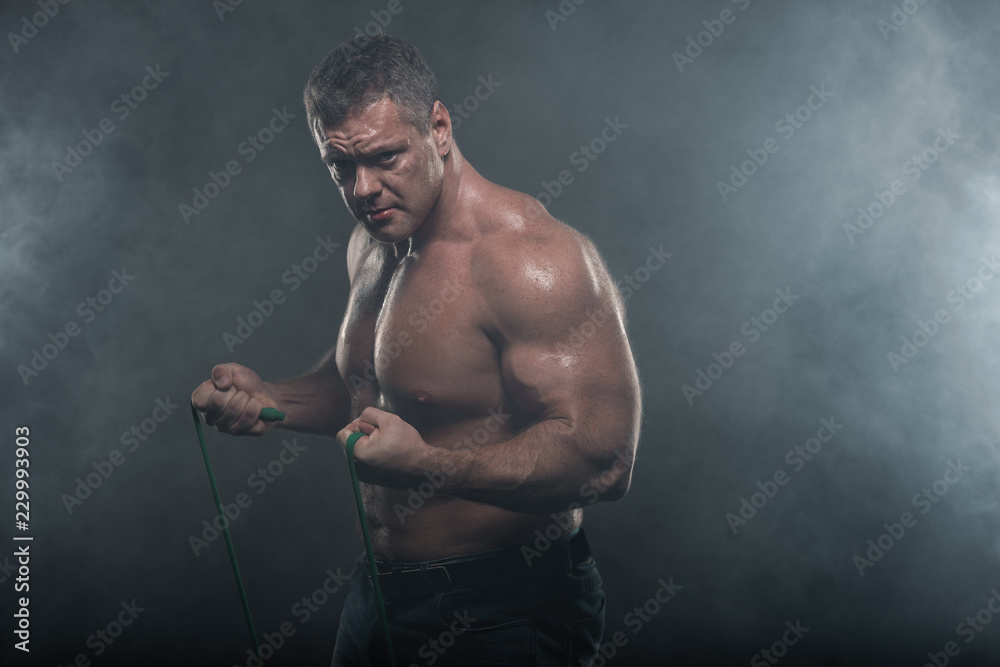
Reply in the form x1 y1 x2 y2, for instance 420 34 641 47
353 165 381 202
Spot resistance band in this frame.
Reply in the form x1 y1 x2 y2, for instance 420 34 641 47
190 403 268 659
191 405 395 666
346 431 396 667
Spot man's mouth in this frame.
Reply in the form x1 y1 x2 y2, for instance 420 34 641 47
363 206 396 222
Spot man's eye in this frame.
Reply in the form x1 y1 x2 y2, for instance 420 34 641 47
331 160 354 175
378 151 396 162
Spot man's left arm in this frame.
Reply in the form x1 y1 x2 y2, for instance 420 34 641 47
427 230 643 514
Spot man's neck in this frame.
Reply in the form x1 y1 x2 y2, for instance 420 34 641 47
409 144 479 254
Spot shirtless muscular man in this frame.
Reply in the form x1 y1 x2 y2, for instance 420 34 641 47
191 34 641 666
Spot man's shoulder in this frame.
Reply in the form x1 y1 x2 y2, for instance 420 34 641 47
470 188 615 329
471 188 602 277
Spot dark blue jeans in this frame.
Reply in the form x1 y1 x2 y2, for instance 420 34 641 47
331 543 606 666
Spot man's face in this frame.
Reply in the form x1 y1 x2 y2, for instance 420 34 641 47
316 96 446 244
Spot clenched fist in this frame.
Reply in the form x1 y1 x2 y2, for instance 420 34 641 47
191 363 280 436
336 407 434 487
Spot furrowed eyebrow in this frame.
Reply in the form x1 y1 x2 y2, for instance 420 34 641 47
321 141 403 162
320 143 345 161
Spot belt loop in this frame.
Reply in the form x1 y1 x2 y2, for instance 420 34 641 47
426 564 453 594
419 562 430 597
572 527 589 564
558 533 573 575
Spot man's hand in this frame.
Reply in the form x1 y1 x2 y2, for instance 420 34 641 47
336 407 431 487
191 363 281 436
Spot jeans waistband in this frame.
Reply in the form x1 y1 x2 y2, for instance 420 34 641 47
370 527 593 599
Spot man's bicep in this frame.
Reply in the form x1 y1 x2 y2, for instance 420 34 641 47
499 298 638 430
490 238 639 433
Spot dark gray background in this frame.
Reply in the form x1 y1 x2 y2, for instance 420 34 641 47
3 0 1000 665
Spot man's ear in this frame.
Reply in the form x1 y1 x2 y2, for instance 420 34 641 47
429 100 452 157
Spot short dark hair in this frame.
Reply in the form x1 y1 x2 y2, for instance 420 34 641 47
303 34 440 138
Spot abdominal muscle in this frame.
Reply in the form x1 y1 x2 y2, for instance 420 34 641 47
351 406 583 562
360 485 582 562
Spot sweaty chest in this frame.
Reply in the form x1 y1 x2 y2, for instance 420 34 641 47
336 245 501 429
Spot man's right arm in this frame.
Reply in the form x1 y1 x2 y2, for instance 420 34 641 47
191 345 350 438
265 348 350 435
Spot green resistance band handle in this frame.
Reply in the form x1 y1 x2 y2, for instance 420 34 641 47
346 431 397 667
260 407 285 422
190 404 265 660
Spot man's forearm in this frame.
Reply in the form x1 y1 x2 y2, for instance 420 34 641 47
422 419 634 515
268 354 349 436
